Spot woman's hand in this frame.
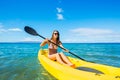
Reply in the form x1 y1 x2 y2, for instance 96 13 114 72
45 38 49 43
63 49 69 53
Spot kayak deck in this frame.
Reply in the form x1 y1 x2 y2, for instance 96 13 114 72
38 49 120 80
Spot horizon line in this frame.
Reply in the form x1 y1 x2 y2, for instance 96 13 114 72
0 41 120 44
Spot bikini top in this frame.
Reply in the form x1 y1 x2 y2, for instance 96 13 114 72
48 43 57 55
48 40 61 49
49 43 57 49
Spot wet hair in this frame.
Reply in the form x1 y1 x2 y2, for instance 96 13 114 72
51 30 60 44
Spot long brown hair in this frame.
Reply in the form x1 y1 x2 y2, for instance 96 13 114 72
51 30 60 44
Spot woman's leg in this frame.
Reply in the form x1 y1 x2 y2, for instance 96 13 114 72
56 53 68 66
48 53 66 63
59 52 73 65
48 54 56 61
59 52 76 68
48 53 75 68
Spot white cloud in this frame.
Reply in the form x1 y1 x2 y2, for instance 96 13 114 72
56 7 64 20
57 13 64 20
56 7 63 13
63 39 80 43
21 37 40 42
0 27 22 33
22 37 33 41
0 29 7 33
67 28 120 43
8 28 22 32
0 23 22 32
70 28 113 36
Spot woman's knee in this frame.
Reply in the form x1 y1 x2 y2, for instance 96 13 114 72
55 53 60 57
59 52 64 55
60 52 67 58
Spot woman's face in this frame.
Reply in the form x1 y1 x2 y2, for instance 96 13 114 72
53 31 59 39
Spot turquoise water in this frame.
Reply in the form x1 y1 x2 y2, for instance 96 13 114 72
0 43 120 80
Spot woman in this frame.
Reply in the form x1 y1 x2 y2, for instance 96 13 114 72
40 30 75 68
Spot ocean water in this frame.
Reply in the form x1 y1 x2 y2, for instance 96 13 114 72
0 43 120 80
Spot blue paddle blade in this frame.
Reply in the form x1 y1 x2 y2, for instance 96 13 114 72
24 26 38 36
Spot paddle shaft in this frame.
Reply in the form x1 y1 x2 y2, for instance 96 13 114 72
38 34 86 61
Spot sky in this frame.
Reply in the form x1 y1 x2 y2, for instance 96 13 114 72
0 0 120 43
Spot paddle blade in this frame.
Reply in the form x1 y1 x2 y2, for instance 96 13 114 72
24 26 38 36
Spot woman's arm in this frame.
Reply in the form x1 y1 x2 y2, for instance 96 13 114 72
40 38 49 47
59 42 69 52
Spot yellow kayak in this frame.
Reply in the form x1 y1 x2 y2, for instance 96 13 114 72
38 49 120 80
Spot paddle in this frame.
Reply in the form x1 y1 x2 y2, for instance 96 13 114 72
24 26 86 61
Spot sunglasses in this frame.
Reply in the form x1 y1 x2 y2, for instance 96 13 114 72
54 33 58 35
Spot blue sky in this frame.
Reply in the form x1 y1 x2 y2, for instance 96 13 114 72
0 0 120 43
